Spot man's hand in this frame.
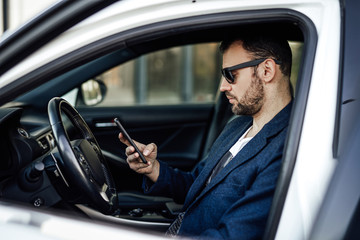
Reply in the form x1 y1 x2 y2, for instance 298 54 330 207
118 133 160 182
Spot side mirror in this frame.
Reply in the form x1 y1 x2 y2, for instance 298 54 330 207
79 79 107 106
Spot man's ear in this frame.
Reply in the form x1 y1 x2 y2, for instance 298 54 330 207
260 59 276 83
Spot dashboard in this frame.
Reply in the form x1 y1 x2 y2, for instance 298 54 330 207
0 107 63 207
0 108 54 179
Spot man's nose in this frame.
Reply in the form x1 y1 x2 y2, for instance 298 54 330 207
219 77 231 92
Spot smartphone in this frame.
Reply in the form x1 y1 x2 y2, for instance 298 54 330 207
114 118 147 164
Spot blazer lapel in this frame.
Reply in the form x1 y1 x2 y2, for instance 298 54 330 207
183 101 293 211
182 119 252 209
204 130 267 190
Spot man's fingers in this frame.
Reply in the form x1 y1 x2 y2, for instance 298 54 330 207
119 133 145 151
118 132 131 146
126 149 141 162
126 149 148 164
127 156 149 171
125 145 135 156
127 159 152 174
131 139 144 150
143 143 156 156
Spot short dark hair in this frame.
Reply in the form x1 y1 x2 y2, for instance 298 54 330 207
219 33 292 77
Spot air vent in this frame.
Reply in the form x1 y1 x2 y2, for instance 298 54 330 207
46 133 55 148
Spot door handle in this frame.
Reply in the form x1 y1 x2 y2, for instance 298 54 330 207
93 119 117 128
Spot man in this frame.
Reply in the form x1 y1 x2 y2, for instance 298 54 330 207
119 33 293 239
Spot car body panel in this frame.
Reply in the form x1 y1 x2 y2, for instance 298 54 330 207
0 202 167 240
275 1 341 239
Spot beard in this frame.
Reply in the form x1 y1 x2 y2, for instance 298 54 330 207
229 73 264 116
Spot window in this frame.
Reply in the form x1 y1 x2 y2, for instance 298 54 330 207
88 43 222 106
75 41 302 107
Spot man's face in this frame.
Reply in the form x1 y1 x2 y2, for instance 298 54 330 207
220 42 264 116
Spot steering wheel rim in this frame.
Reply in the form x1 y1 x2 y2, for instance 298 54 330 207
48 97 117 214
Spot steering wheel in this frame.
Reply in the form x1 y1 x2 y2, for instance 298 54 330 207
47 97 117 214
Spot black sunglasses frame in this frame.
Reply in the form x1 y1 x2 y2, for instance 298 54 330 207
221 58 282 84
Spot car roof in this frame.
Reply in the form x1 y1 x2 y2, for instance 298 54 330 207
0 1 118 76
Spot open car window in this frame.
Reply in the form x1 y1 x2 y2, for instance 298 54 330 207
78 43 222 107
64 41 303 108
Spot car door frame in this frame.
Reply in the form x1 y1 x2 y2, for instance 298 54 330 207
0 0 118 76
1 4 319 234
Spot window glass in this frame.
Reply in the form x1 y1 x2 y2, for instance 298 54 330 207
289 41 303 94
88 43 222 107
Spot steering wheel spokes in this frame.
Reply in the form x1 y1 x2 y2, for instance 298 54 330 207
48 97 117 214
72 140 106 185
100 183 110 202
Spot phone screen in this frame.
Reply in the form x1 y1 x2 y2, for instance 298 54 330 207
114 118 147 164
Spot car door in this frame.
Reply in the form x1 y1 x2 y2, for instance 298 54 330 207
5 3 310 225
2 0 322 233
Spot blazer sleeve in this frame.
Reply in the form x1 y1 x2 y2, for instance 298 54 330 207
142 159 207 203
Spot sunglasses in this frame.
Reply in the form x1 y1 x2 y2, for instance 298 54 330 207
221 58 282 84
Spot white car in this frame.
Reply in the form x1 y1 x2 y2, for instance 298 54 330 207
0 0 359 239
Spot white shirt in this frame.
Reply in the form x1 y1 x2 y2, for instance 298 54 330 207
206 126 254 185
224 126 253 167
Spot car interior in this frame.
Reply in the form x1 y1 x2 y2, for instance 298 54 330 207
0 8 315 236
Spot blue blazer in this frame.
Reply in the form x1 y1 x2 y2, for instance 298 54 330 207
143 102 292 239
